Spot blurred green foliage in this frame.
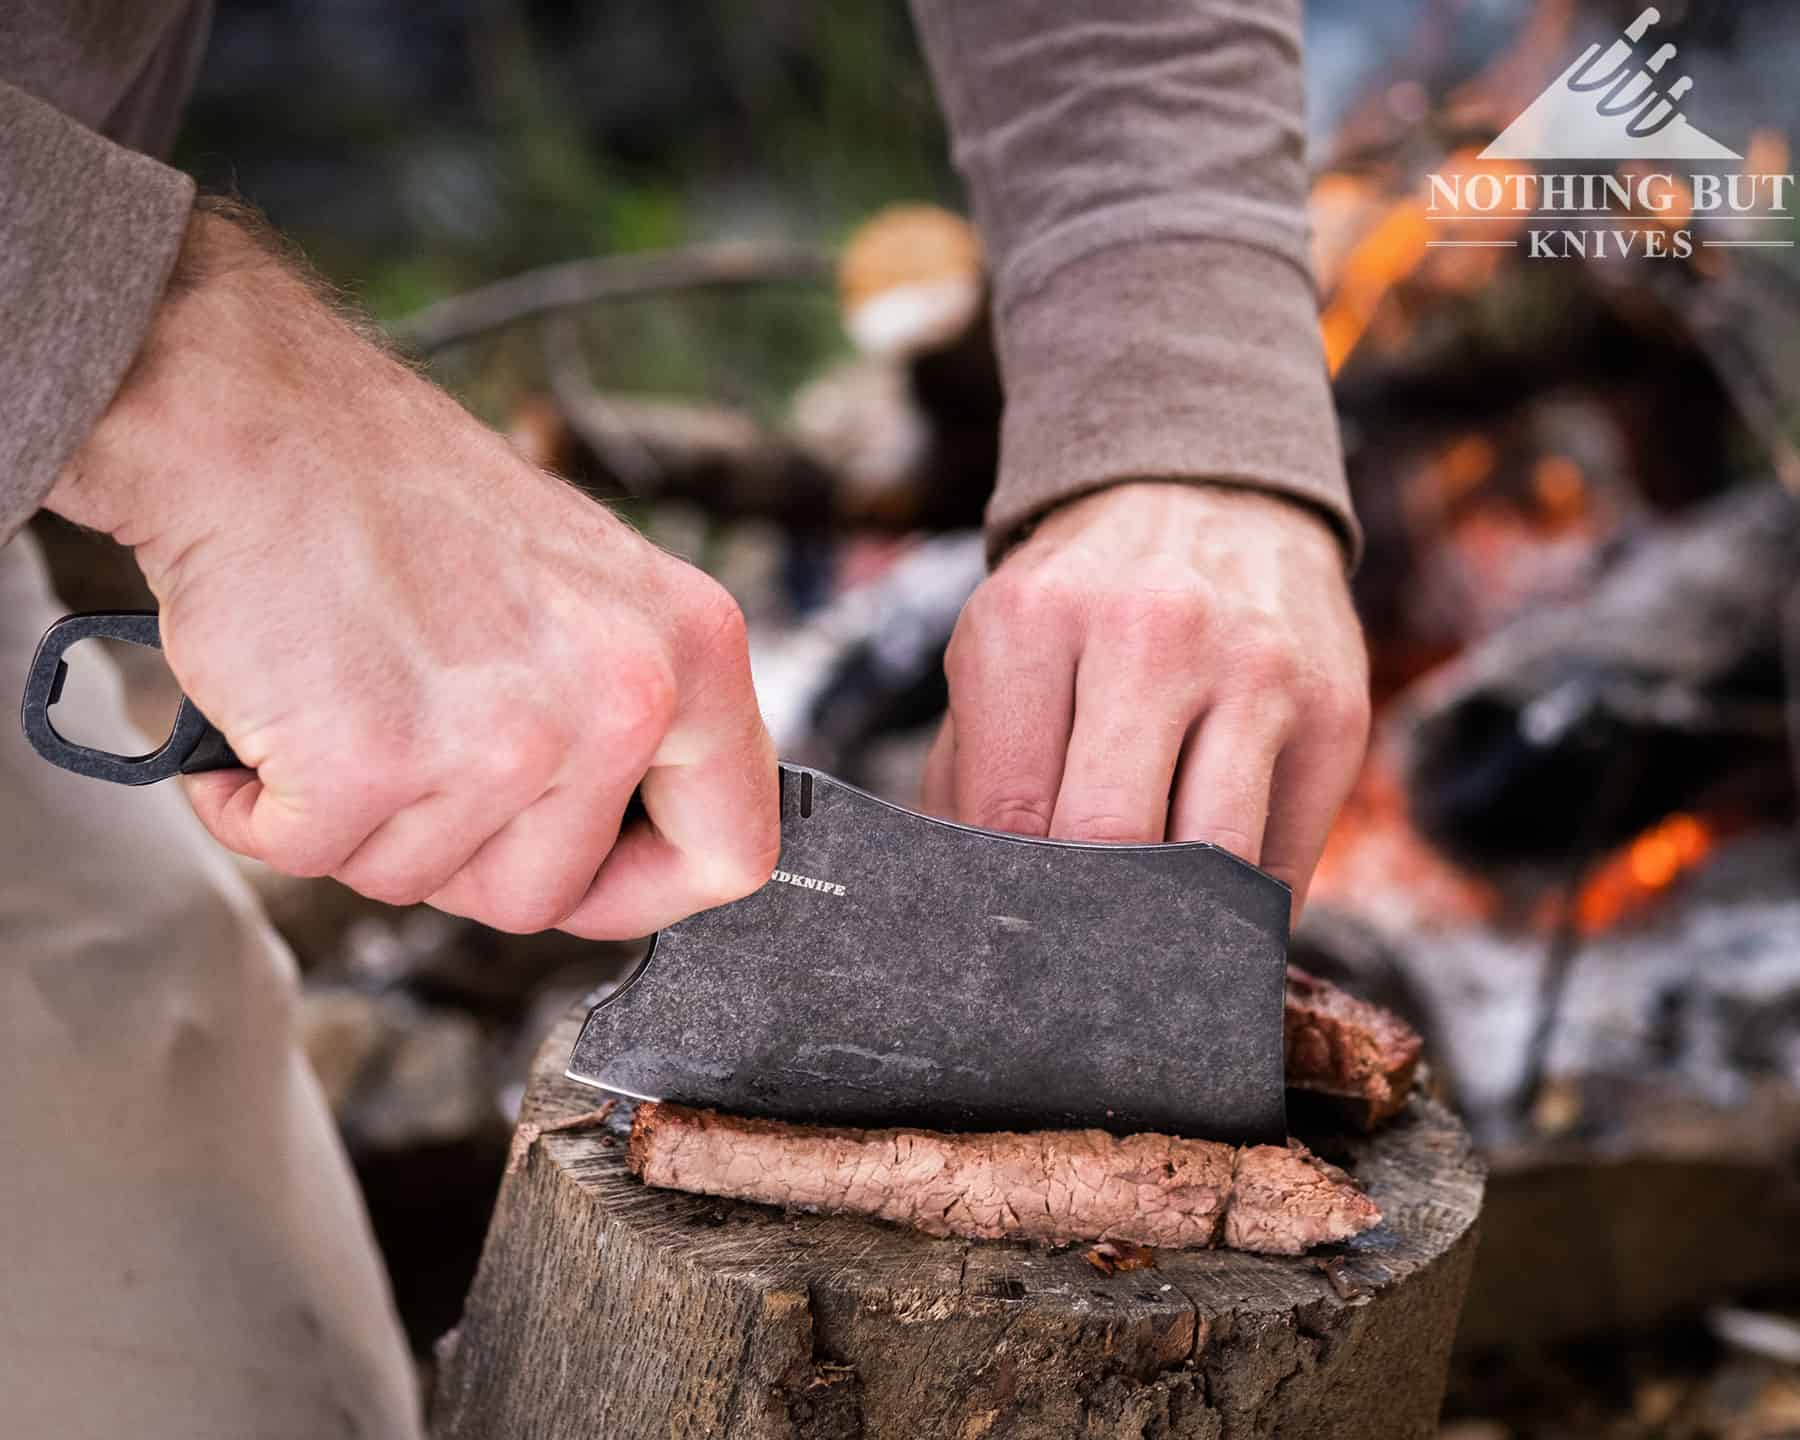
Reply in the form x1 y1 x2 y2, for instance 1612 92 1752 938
175 0 956 422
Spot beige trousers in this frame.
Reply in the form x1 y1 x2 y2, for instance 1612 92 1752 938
0 535 421 1439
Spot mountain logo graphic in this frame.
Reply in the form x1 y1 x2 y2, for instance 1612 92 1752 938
1481 7 1741 161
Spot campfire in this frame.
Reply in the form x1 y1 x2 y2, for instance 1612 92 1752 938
1283 31 1800 1394
1278 24 1800 1413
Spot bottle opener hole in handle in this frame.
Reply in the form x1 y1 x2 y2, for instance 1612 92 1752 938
21 612 240 785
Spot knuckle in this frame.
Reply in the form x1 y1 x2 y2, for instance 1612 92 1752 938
476 718 564 794
479 907 539 937
1262 859 1304 892
970 792 1055 838
680 577 751 657
601 652 680 751
1230 628 1302 692
345 867 437 911
1205 824 1259 861
262 845 337 881
947 574 1066 685
257 810 364 879
1053 783 1156 843
978 573 1034 628
514 897 580 934
974 569 1064 632
941 623 980 686
318 761 415 831
1317 684 1373 749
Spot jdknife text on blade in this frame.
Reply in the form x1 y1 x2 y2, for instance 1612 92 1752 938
770 869 849 898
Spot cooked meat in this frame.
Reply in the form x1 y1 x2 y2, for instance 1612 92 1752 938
629 1102 1381 1255
1284 965 1422 1127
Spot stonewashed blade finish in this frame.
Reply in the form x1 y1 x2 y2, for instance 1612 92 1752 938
568 765 1290 1144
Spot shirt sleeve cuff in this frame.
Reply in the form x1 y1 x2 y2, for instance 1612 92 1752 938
984 236 1360 569
0 84 194 546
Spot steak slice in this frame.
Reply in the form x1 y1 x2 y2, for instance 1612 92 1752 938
1284 964 1423 1128
629 1102 1381 1255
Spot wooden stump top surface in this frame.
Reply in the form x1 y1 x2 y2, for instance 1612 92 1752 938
437 1006 1486 1439
522 1007 1481 1301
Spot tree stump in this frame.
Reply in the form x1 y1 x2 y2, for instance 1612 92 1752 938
432 1007 1484 1439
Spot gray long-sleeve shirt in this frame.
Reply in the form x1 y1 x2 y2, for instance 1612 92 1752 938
0 0 1356 561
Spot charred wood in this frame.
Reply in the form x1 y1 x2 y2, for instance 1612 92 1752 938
1301 829 1800 1343
1400 481 1800 864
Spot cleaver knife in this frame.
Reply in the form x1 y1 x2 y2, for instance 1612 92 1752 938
22 611 1291 1143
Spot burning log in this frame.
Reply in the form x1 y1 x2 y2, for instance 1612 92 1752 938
1302 827 1800 1346
1400 479 1800 865
432 1006 1484 1440
626 1102 1381 1255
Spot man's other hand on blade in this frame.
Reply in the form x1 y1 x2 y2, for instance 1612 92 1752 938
45 208 780 939
923 482 1369 918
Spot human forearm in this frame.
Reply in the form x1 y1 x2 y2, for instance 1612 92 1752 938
47 206 380 558
987 237 1348 561
908 0 1355 562
47 205 780 939
0 82 194 546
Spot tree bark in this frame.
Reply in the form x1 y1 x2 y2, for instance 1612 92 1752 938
433 1006 1484 1440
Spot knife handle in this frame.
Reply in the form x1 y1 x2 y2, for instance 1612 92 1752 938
21 612 240 786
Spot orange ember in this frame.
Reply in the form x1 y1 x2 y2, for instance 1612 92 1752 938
1572 814 1715 934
